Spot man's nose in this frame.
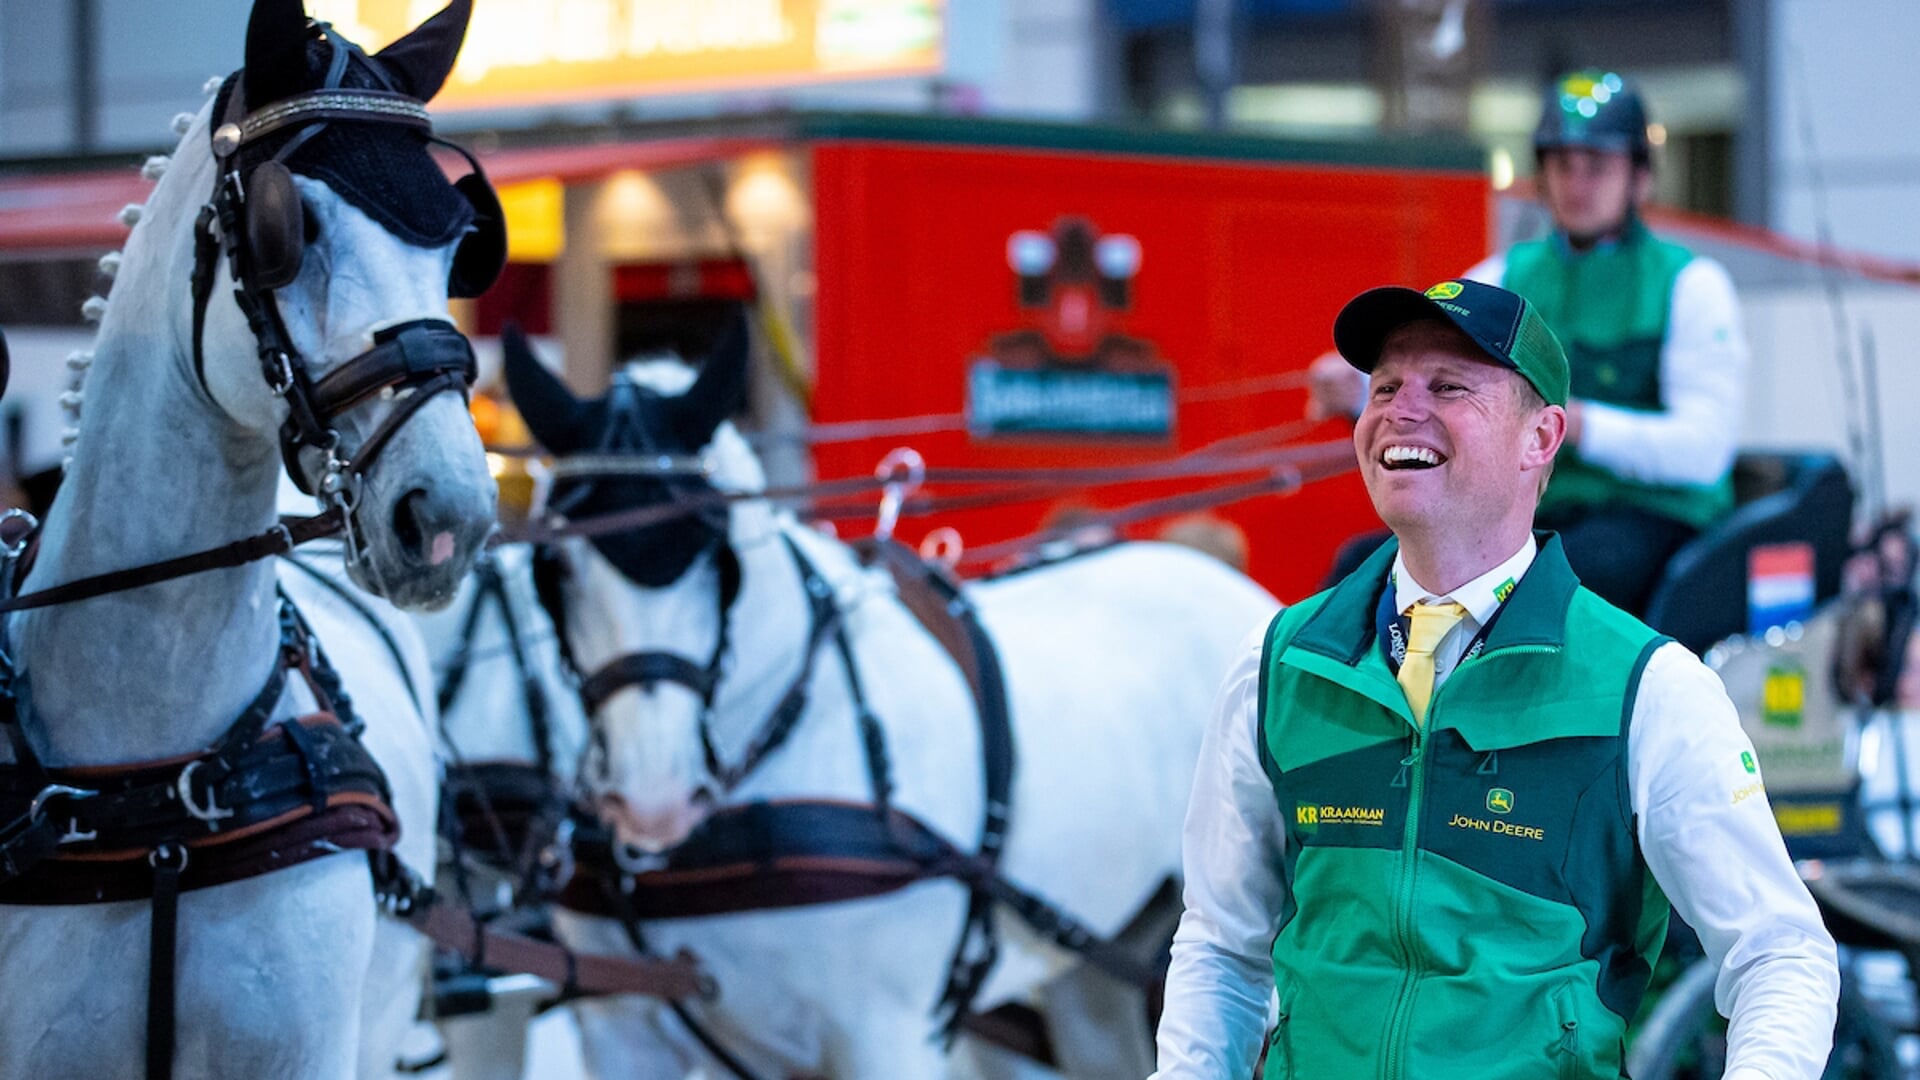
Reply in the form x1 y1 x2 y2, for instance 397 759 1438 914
1387 387 1432 422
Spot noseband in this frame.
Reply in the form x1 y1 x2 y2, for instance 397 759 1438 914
572 533 857 796
187 29 501 524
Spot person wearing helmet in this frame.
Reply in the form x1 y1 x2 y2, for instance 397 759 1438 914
1309 70 1748 615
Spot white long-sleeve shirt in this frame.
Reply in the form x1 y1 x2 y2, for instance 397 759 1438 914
1152 540 1840 1080
1464 251 1749 488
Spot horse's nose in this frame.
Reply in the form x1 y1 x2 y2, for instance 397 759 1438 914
601 791 709 853
391 486 469 567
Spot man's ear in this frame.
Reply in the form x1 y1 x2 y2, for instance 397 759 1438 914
1527 403 1570 468
1633 164 1656 207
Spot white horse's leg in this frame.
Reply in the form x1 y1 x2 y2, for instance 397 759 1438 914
437 999 536 1080
572 996 704 1079
0 856 372 1080
355 915 431 1079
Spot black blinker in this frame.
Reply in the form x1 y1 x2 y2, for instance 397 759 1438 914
245 160 307 291
449 170 506 299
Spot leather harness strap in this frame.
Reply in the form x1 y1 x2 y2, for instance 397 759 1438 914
389 871 711 1001
0 511 343 614
0 597 398 1080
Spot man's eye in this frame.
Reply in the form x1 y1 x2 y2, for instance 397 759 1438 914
1372 382 1397 397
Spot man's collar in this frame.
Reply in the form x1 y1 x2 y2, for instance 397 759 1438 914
1391 536 1537 628
1552 211 1651 256
1293 531 1583 663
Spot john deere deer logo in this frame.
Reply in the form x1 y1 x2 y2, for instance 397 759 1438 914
1486 788 1515 814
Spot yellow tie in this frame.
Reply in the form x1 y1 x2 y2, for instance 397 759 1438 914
1399 601 1467 727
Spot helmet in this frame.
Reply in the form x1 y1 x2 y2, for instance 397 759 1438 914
1534 70 1651 165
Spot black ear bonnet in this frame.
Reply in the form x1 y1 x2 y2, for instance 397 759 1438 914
211 24 504 298
544 381 735 591
506 309 751 593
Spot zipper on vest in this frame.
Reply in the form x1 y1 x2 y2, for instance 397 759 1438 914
1381 723 1427 1080
1391 745 1418 788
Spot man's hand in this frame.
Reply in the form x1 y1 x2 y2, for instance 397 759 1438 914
1307 352 1366 421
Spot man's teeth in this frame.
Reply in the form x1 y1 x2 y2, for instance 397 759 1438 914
1383 446 1443 467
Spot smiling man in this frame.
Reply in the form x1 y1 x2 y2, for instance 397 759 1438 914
1150 279 1838 1080
1310 71 1748 615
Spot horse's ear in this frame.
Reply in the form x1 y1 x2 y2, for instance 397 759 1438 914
673 306 751 449
501 322 588 456
243 0 314 107
373 0 473 102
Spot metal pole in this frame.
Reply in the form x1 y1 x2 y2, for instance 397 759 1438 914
71 0 98 152
1194 0 1237 131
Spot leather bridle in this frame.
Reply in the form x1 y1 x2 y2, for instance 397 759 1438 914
188 34 493 540
535 388 851 796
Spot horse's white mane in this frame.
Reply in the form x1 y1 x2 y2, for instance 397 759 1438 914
60 77 222 468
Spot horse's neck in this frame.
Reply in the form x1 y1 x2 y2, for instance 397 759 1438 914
440 569 545 764
12 218 285 767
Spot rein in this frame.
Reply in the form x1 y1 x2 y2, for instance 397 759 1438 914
0 509 343 614
501 437 1355 549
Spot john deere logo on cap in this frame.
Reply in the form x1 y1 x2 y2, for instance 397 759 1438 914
1486 788 1514 814
1425 282 1464 301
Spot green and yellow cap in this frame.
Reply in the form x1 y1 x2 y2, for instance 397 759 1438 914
1332 279 1570 407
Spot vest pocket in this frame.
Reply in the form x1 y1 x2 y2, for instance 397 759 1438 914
1552 981 1584 1080
1266 981 1297 1079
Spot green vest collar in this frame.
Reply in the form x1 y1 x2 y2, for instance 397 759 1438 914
1292 531 1581 663
1550 211 1653 258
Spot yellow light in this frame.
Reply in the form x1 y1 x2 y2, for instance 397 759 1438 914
1490 146 1515 191
726 153 808 239
594 169 678 259
498 177 566 262
1647 123 1668 147
471 393 504 445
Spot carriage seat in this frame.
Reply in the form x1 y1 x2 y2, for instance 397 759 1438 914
1641 451 1854 654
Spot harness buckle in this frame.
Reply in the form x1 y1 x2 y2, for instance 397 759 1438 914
537 816 577 892
265 350 296 396
148 842 188 872
175 760 236 826
0 508 38 560
57 818 97 845
918 526 964 571
613 839 668 876
27 783 96 823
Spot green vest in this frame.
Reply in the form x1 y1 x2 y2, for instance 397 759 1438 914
1503 223 1734 529
1257 536 1670 1080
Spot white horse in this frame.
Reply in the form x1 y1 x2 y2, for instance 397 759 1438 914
503 321 1280 1079
0 2 496 1077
